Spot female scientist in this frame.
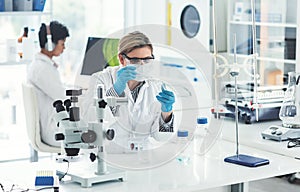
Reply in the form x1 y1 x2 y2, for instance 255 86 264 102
82 31 175 152
27 21 69 147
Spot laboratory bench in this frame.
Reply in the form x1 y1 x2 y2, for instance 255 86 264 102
0 139 300 192
220 119 300 159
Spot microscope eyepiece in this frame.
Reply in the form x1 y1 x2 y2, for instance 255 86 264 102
53 100 65 113
64 99 71 112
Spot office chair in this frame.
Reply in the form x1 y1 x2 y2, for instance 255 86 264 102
22 82 61 162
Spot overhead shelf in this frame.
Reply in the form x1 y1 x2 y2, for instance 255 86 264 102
0 11 51 16
229 20 297 28
0 60 31 66
227 53 297 64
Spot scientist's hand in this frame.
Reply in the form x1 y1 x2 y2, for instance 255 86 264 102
113 65 136 95
156 85 175 112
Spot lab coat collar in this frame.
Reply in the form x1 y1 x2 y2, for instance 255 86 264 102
35 52 57 68
143 79 150 88
125 80 149 104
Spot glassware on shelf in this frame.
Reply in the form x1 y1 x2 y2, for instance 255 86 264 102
17 27 28 59
279 72 300 128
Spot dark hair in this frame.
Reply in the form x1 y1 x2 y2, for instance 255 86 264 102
38 21 70 49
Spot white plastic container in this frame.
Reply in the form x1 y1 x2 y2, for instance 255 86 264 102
6 39 17 62
23 28 38 61
4 0 13 11
13 0 33 11
176 130 190 164
194 117 208 155
22 37 34 61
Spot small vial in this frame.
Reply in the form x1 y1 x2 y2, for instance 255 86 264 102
176 130 190 164
194 117 208 155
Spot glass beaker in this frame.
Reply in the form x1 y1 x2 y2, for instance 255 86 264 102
279 72 300 128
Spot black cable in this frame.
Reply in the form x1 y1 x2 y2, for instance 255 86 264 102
9 184 15 192
0 183 5 192
58 159 69 181
296 75 300 85
10 186 59 192
0 180 60 192
287 137 300 148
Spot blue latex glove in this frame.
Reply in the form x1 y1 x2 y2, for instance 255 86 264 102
156 85 175 112
113 65 136 95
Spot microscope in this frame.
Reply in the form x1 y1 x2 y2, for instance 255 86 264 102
53 85 126 187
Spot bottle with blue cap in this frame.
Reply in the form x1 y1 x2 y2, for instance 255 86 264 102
176 129 190 164
194 117 208 155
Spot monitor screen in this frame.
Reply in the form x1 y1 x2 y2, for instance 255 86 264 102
80 37 119 75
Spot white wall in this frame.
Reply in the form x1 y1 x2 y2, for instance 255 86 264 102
124 0 167 30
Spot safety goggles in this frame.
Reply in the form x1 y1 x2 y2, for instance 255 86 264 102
122 53 155 64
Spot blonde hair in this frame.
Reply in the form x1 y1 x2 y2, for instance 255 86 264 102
118 31 153 55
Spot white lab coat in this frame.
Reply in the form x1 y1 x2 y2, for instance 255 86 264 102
27 52 66 147
81 66 174 152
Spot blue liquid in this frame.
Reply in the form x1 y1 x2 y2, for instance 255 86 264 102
176 155 190 164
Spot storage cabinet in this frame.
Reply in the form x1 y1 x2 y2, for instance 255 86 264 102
227 0 299 85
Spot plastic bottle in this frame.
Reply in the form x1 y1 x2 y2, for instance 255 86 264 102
31 28 39 51
23 28 38 61
17 27 28 59
194 117 208 155
176 130 190 164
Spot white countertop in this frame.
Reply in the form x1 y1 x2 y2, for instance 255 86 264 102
1 139 300 192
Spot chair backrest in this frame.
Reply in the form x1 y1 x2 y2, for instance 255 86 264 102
22 82 61 153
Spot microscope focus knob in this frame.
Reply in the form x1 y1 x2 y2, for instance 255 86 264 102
106 129 115 140
90 153 97 162
55 133 65 141
82 130 97 143
98 100 107 108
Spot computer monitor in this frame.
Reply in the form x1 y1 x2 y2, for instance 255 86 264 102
75 37 119 88
81 37 119 75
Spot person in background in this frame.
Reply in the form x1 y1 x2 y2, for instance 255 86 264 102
27 21 69 147
81 31 175 152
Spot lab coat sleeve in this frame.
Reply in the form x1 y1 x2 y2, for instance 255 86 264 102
149 112 175 142
106 86 120 97
106 86 123 116
159 113 174 132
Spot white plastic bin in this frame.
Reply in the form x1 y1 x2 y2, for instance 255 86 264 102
13 0 33 11
4 0 13 11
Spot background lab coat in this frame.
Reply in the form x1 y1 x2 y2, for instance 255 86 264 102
27 52 66 147
81 66 174 152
